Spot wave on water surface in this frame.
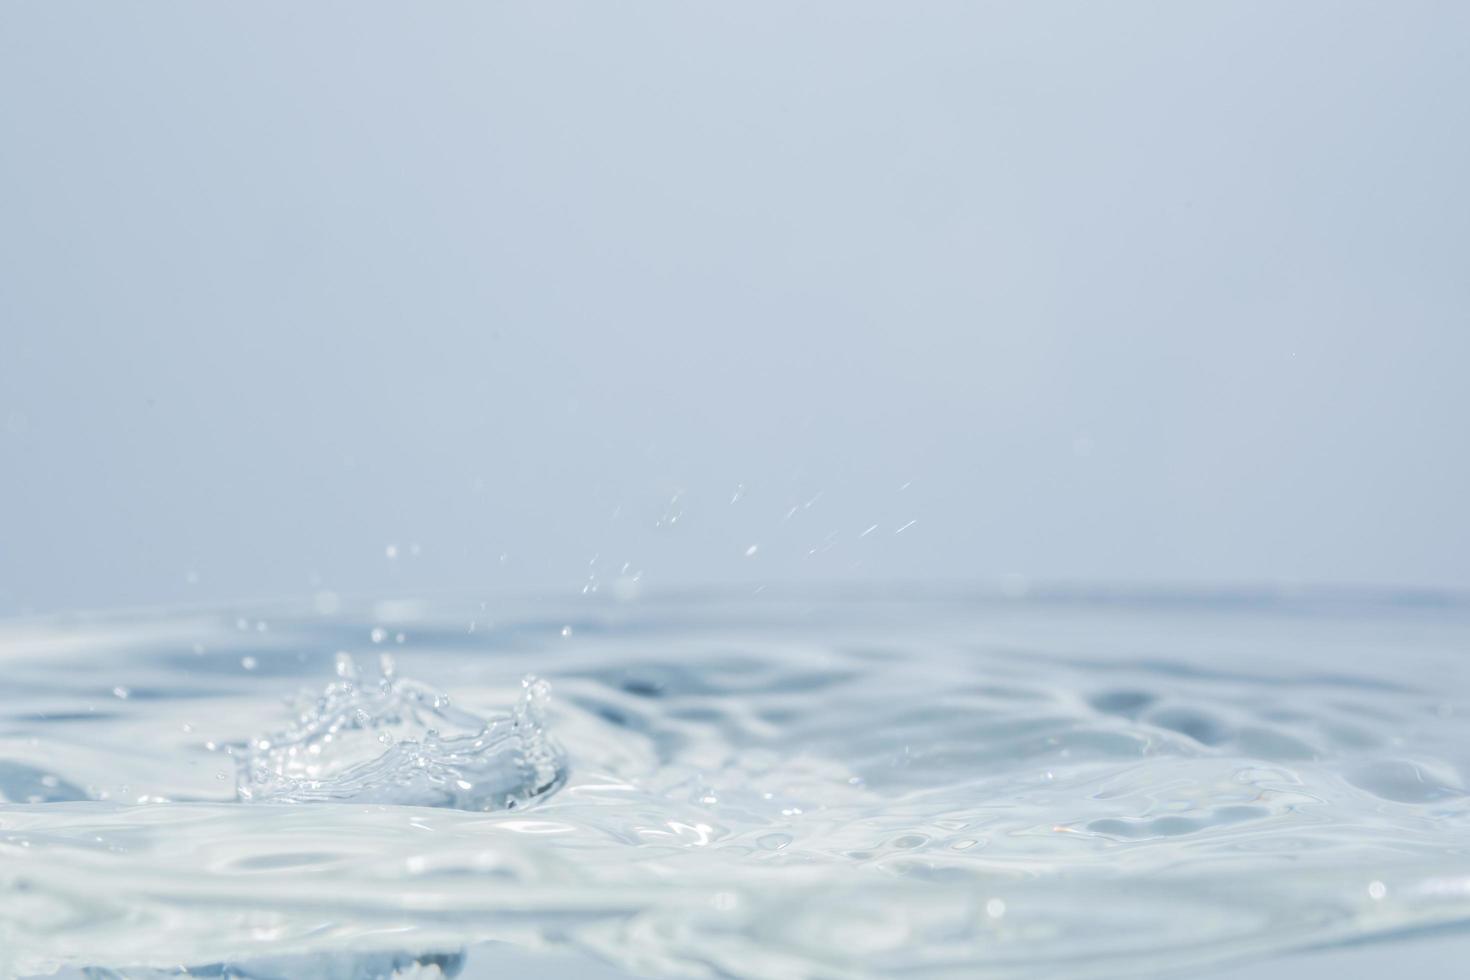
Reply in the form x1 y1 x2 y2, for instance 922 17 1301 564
4 591 1470 979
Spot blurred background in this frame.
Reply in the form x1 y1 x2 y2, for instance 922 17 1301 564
2 1 1467 617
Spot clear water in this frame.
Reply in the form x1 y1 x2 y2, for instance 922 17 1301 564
3 589 1470 979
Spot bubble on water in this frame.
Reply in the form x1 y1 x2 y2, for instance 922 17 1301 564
560 625 572 637
240 656 257 671
986 899 1007 919
370 628 387 644
112 686 130 700
1369 880 1387 900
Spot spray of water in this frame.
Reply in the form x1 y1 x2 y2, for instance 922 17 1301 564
235 653 566 811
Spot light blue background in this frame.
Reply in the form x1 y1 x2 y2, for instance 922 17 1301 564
2 2 1467 615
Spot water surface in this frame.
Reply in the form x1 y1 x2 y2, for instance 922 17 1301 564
3 589 1469 978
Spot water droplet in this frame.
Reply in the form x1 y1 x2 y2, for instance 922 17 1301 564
986 898 1007 919
1369 880 1387 900
241 656 258 671
112 686 130 700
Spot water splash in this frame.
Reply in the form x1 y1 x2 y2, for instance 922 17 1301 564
235 654 566 811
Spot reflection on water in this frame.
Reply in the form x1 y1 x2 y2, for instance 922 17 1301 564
3 589 1470 978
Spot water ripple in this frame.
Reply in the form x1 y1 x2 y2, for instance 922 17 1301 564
2 592 1469 978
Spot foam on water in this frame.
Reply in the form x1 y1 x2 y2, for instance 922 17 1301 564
3 590 1470 979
